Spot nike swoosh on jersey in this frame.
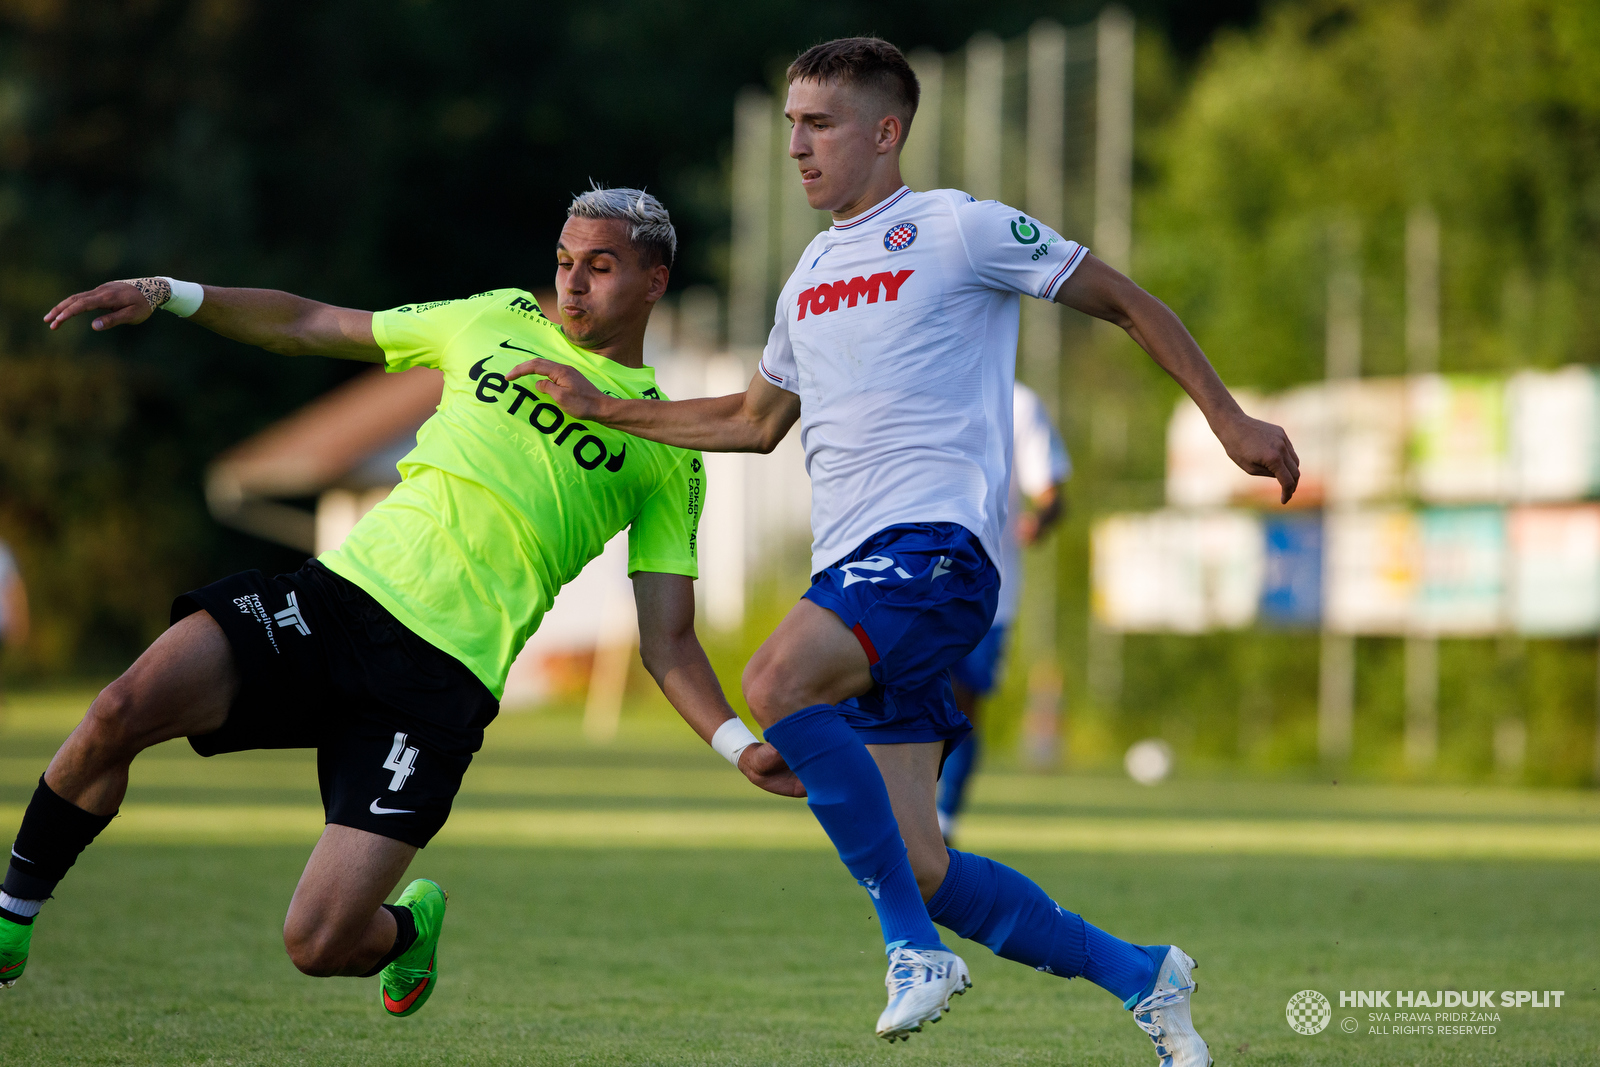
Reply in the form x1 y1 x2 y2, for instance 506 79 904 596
499 339 537 355
370 799 416 816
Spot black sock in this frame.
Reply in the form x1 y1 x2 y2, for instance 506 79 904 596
4 776 116 903
357 903 418 978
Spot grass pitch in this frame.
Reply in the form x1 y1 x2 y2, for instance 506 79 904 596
1 688 1596 1065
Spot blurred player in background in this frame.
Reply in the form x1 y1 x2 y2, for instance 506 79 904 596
936 381 1070 844
0 540 30 701
4 188 798 1017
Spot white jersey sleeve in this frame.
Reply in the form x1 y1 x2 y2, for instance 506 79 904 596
954 197 1088 302
757 299 799 393
1013 383 1072 497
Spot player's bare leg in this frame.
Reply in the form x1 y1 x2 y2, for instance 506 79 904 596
2 613 444 1015
937 680 981 840
742 598 873 729
46 611 237 812
865 741 948 898
283 825 417 977
1 612 235 987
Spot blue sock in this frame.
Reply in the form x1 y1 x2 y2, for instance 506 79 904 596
1084 928 1165 1006
764 704 944 952
936 734 980 825
927 849 1158 1002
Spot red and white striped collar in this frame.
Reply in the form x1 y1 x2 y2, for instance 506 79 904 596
831 186 913 231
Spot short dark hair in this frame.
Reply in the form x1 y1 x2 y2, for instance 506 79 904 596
787 37 920 133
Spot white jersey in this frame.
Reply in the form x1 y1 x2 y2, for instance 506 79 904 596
996 383 1072 626
759 185 1086 576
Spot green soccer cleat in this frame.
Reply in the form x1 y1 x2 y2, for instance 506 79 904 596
380 879 447 1018
0 914 32 989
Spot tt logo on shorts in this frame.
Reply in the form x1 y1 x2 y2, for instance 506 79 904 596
382 732 420 792
796 270 913 320
273 591 311 636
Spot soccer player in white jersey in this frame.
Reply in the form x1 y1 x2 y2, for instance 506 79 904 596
937 382 1070 844
517 37 1297 1064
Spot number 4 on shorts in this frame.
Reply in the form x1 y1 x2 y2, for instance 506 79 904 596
383 732 419 791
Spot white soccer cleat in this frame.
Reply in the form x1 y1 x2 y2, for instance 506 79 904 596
874 946 971 1042
1129 946 1212 1067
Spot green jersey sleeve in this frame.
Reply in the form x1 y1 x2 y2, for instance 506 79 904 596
371 292 500 372
627 452 704 578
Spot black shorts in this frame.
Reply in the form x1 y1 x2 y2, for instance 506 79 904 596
172 561 499 848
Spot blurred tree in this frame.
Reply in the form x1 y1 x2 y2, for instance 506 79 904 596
1139 0 1600 389
1072 0 1600 785
0 0 1259 676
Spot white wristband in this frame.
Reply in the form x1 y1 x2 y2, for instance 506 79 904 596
711 717 760 768
161 277 204 317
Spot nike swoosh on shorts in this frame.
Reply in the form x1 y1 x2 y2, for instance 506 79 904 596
370 799 416 816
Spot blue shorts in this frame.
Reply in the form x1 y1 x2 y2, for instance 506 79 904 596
949 623 1008 696
803 523 999 745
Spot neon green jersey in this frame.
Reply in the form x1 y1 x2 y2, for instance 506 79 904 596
319 288 703 699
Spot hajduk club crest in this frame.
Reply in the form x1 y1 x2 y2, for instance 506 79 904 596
883 223 917 251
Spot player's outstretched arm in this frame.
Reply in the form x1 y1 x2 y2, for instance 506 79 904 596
44 279 381 363
1056 254 1301 504
507 358 800 454
632 571 804 797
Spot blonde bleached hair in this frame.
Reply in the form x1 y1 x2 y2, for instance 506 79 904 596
567 184 677 267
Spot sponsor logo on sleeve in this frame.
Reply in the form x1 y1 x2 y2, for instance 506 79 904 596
1009 215 1060 260
686 461 702 559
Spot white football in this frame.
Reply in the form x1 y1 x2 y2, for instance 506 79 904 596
1124 739 1174 785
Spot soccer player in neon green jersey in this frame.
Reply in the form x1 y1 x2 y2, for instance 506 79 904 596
5 187 798 1017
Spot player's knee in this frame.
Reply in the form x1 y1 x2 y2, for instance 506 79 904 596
741 653 801 728
282 921 349 978
79 679 146 758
